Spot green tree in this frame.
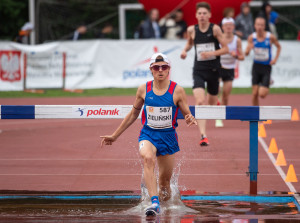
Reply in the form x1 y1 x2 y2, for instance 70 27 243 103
0 0 28 41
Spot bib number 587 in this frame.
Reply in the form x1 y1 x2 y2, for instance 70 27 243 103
160 107 170 113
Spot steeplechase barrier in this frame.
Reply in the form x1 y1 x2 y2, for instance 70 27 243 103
1 105 297 208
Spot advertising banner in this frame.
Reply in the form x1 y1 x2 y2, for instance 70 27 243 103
0 40 299 91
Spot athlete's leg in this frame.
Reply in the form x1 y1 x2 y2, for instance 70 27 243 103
252 85 259 106
157 153 175 201
221 81 233 105
208 93 218 105
139 140 158 198
259 67 271 100
217 78 223 104
193 87 206 136
258 86 269 99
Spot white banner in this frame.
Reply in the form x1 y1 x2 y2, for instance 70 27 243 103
0 40 300 91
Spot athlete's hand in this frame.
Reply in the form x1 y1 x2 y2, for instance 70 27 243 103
185 114 197 127
100 135 116 147
180 51 187 59
201 51 214 59
270 59 277 65
230 51 237 58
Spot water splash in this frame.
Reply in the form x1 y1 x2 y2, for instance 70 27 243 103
124 158 198 217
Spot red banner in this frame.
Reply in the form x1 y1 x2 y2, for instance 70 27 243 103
139 0 251 26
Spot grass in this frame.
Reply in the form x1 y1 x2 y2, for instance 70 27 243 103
0 88 299 98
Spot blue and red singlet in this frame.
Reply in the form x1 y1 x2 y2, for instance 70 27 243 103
139 80 180 156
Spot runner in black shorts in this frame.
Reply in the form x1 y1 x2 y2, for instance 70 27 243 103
193 68 219 95
252 63 271 87
245 17 281 106
180 2 228 146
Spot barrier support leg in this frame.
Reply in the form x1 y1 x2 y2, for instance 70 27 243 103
249 121 258 195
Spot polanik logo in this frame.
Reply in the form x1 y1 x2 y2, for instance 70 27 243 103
76 108 85 116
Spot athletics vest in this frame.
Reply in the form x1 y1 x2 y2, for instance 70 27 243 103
141 81 179 131
252 32 272 65
193 23 221 70
220 35 238 69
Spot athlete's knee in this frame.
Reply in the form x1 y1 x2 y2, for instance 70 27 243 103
259 93 267 99
195 98 205 105
142 154 156 168
259 89 269 98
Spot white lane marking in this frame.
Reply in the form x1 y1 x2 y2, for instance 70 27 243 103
258 137 297 193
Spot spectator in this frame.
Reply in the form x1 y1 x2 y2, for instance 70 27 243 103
235 2 254 40
72 25 87 40
159 9 187 39
138 8 161 39
97 23 114 39
159 13 176 39
258 1 278 37
223 7 235 19
269 10 279 38
174 9 187 39
219 7 235 31
15 22 34 44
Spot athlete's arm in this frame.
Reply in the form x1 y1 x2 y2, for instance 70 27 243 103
174 85 197 127
180 25 194 59
270 34 281 65
236 37 245 61
100 84 145 147
244 34 253 56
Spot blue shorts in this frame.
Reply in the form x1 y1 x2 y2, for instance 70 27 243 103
138 126 180 156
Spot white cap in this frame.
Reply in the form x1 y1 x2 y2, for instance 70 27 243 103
222 17 235 25
150 53 170 66
21 22 34 31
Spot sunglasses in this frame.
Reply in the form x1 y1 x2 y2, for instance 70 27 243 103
150 64 170 71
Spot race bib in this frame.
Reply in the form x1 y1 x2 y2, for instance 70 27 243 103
196 43 216 61
254 47 269 61
146 106 172 129
221 53 236 66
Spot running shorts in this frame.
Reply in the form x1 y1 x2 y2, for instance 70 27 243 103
192 68 219 95
219 68 235 82
138 126 180 156
252 63 272 88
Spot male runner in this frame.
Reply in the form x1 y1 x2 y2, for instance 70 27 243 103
215 17 244 127
180 2 228 146
245 16 281 106
100 53 197 216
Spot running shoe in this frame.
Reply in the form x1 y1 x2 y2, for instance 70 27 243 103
145 203 160 216
215 119 224 128
199 137 209 146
